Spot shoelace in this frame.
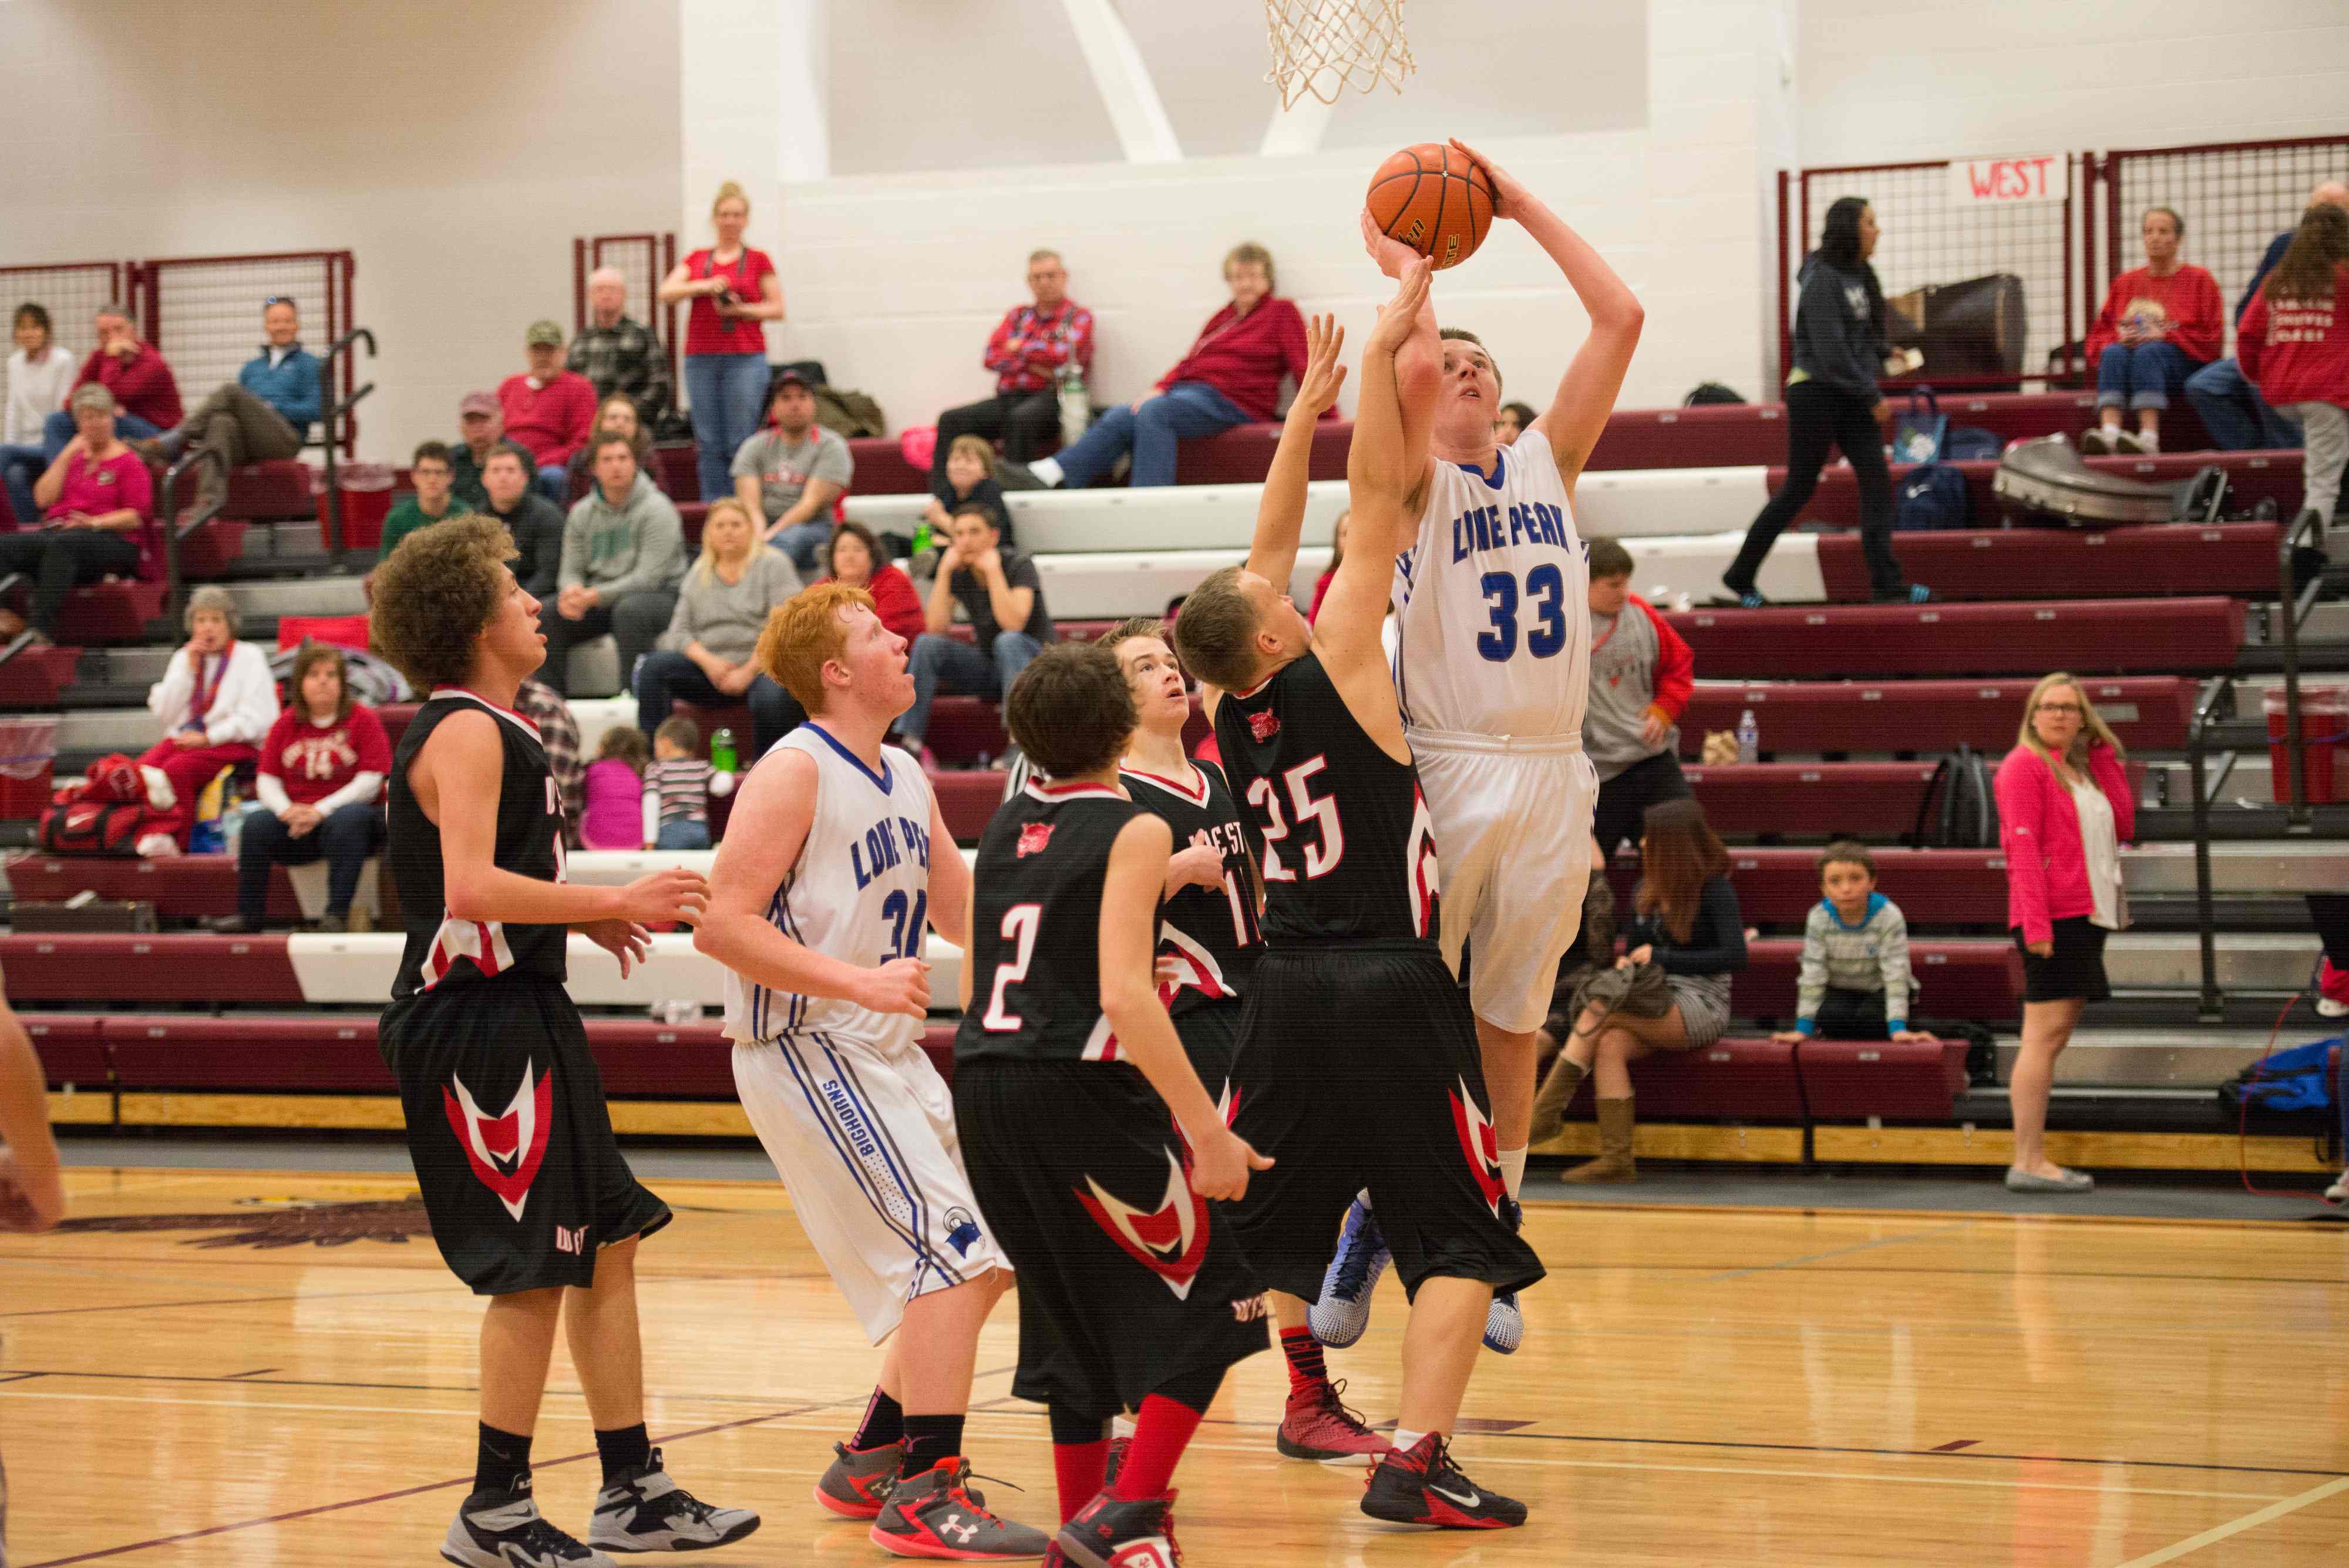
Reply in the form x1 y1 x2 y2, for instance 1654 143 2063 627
1327 1213 1386 1300
1422 1436 1484 1501
1317 1378 1374 1432
940 1465 1027 1515
507 1513 600 1562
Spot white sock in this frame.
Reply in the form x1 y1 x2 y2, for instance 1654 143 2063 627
1111 1412 1135 1440
1028 456 1064 487
1392 1428 1429 1453
1499 1145 1527 1202
2137 428 2159 452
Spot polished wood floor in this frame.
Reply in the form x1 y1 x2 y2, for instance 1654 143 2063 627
5 1167 2346 1567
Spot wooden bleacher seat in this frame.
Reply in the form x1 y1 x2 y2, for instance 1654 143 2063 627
223 459 318 520
1601 847 2011 927
1782 449 2303 530
1675 762 1942 839
0 931 307 1002
1795 1036 1973 1122
54 579 167 644
1736 938 2023 1025
1678 675 2195 755
0 644 82 706
1667 598 2244 679
1815 521 2282 603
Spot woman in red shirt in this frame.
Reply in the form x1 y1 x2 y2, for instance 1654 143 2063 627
2239 204 2349 524
741 520 926 761
0 383 156 648
211 642 391 934
2083 206 2223 454
1009 242 1318 489
659 180 785 502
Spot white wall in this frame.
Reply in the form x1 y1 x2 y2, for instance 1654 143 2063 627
0 0 681 465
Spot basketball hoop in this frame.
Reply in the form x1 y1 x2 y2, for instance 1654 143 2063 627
1263 0 1415 110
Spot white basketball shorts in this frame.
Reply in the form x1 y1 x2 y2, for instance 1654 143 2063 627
1409 728 1598 1035
733 1028 1010 1343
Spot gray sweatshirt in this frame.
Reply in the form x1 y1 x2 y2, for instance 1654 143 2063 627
656 546 803 663
1788 254 1889 399
1795 893 1916 1029
560 470 684 600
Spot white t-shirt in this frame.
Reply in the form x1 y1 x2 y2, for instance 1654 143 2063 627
5 345 76 446
2068 775 2128 930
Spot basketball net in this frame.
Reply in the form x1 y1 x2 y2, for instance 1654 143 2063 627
1263 0 1415 110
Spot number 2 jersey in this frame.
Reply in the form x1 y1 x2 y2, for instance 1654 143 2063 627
1119 759 1260 1014
1391 424 1592 741
721 724 938 1050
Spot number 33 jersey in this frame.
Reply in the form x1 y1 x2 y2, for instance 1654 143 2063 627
722 724 938 1050
1391 425 1591 742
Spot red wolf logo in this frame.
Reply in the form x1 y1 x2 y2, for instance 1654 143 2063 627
1247 709 1280 742
1073 1150 1211 1299
1448 1077 1507 1217
442 1065 555 1222
1016 822 1054 858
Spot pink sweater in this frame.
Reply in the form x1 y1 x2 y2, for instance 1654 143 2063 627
1993 742 2134 945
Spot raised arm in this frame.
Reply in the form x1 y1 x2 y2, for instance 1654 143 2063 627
1240 314 1347 595
1357 211 1443 506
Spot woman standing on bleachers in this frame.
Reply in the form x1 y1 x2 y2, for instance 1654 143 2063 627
137 584 279 851
661 181 783 502
1719 197 1929 608
211 642 389 934
2237 203 2349 528
1993 673 2134 1195
0 383 156 653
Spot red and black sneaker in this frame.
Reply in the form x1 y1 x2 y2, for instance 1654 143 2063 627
1360 1434 1525 1529
1275 1379 1390 1465
1100 1435 1131 1489
813 1439 901 1519
868 1457 1051 1559
1054 1488 1182 1568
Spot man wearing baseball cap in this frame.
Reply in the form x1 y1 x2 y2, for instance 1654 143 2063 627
731 367 853 573
448 390 504 510
498 320 597 504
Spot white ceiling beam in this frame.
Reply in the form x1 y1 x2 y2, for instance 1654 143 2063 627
1058 0 1183 165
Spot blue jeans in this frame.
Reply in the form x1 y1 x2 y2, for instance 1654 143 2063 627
655 816 711 850
1 442 44 528
768 517 831 573
533 463 570 505
683 353 772 500
634 650 805 763
2183 357 2303 450
236 800 383 924
43 408 160 462
2095 341 2202 413
901 630 1042 748
1047 381 1249 488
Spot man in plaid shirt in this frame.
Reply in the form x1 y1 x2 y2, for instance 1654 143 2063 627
514 674 586 848
569 267 673 426
929 249 1093 495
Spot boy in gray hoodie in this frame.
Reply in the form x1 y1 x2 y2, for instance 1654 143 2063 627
540 432 685 695
1773 842 1937 1043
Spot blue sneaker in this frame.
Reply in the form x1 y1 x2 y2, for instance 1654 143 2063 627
1308 1197 1390 1349
1482 1196 1525 1354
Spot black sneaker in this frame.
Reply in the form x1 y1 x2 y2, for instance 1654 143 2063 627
587 1449 760 1552
868 1456 1051 1559
1101 1435 1130 1489
1361 1434 1526 1529
814 1439 902 1519
443 1478 616 1568
1055 1489 1182 1568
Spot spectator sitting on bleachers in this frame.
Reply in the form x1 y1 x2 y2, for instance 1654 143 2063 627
541 432 686 696
375 441 469 563
898 502 1056 764
817 519 923 645
514 673 584 848
499 319 597 504
1306 508 1349 624
646 716 714 851
1007 241 1322 490
1548 797 1747 1185
447 391 502 510
1584 536 1693 859
563 393 657 501
580 724 649 852
1994 672 2134 1196
139 585 280 850
732 368 852 573
1495 400 1537 445
660 181 783 501
42 302 181 460
2082 207 2222 455
570 267 672 427
920 434 1012 544
1771 841 1934 1045
631 495 802 748
2185 181 2349 453
134 297 319 516
2237 203 2349 529
4 302 76 529
1525 842 1618 1145
0 384 157 652
210 641 389 934
477 441 566 598
930 248 1094 496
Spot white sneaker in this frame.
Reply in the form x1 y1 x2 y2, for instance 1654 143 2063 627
2081 426 2118 454
2113 429 2143 455
2134 429 2159 453
2326 1171 2348 1203
2316 995 2348 1019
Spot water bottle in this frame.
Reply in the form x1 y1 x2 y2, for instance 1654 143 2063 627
709 727 737 775
1057 356 1089 449
909 519 934 558
1736 709 1760 765
642 783 661 850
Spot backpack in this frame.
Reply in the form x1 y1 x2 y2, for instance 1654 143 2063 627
1913 745 1998 847
37 798 148 856
1892 389 1948 464
1942 426 2003 462
812 385 887 440
1895 462 1971 531
2217 1039 2339 1118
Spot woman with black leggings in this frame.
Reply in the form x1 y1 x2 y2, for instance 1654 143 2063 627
1721 197 1930 607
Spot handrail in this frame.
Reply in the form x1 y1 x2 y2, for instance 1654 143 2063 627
315 326 378 561
2275 504 2330 827
161 446 228 626
2183 673 2239 1022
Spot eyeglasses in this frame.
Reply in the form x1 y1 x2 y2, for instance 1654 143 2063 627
262 296 294 308
2035 702 2083 714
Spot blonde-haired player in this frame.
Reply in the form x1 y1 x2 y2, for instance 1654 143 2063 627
695 583 1049 1558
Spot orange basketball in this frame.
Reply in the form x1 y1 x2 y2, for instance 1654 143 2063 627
1366 143 1495 270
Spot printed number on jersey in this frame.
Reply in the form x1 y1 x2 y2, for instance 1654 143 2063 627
880 889 928 961
1244 756 1345 883
1477 564 1569 662
982 904 1041 1030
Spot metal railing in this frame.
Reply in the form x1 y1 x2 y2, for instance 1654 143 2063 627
160 446 228 626
2272 505 2335 828
314 327 378 560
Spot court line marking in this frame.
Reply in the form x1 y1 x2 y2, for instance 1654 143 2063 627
1705 1220 1975 1281
2107 1475 2349 1566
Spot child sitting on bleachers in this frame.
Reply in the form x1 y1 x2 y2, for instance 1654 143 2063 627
1773 840 1938 1044
645 716 714 850
580 725 649 852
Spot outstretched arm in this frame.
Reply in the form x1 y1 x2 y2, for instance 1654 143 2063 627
1241 312 1347 594
1451 139 1642 490
1358 211 1444 506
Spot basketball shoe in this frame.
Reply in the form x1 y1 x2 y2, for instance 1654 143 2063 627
442 1478 614 1568
1055 1489 1183 1568
1360 1434 1526 1529
869 1457 1051 1559
588 1450 760 1552
815 1439 903 1518
1482 1196 1525 1354
1275 1378 1389 1465
1308 1196 1390 1348
1101 1434 1130 1488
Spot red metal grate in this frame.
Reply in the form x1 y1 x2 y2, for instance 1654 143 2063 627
0 260 130 423
134 250 356 454
574 233 678 380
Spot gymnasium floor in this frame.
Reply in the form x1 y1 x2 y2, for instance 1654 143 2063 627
6 1155 2347 1566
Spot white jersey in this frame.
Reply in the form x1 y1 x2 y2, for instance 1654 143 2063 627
1390 426 1591 741
723 725 937 1049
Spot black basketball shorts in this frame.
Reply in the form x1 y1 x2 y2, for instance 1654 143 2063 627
954 1057 1268 1421
1227 941 1547 1304
381 979 671 1296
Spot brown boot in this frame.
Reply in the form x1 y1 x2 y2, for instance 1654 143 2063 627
1562 1095 1637 1183
1527 1054 1587 1146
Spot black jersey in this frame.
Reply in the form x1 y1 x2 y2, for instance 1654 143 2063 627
388 689 570 1000
1212 652 1440 947
1119 758 1260 1014
957 780 1157 1065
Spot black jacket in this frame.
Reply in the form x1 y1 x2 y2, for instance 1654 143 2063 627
489 492 567 598
1789 255 1888 400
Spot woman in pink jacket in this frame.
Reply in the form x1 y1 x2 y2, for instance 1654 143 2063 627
1993 673 2134 1194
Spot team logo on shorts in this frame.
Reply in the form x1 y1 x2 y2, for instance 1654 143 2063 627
1073 1149 1211 1299
1447 1077 1507 1217
1017 822 1054 857
1247 709 1280 742
442 1065 554 1222
942 1205 983 1257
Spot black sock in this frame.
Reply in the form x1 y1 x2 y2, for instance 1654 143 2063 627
595 1423 652 1485
900 1414 965 1477
852 1387 906 1451
476 1423 532 1496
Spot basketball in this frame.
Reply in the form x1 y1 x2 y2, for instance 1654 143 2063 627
1365 142 1495 269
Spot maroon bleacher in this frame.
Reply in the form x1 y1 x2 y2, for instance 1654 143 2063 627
1679 675 2194 755
174 517 250 580
1816 522 2282 604
1668 598 2243 679
1602 847 2008 927
1796 1037 1971 1122
1784 449 2302 530
24 1013 108 1090
0 644 83 707
0 933 305 1002
224 460 317 520
1588 391 2214 472
1679 763 1940 839
1618 1037 1808 1121
1736 938 2022 1024
7 853 311 921
54 579 166 644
